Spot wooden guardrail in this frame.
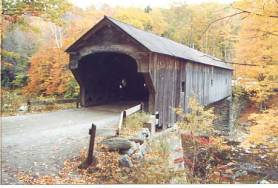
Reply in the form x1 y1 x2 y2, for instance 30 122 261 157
116 103 143 135
26 98 80 111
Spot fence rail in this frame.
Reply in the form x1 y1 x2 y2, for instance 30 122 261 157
29 98 79 105
117 103 143 135
25 98 80 111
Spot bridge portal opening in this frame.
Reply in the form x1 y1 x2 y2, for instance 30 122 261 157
78 52 149 107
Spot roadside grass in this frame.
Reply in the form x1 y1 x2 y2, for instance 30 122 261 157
120 112 149 137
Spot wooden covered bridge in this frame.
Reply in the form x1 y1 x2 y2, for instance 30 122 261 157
66 16 233 128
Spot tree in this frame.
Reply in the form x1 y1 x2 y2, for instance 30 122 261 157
24 42 73 96
1 28 38 88
234 0 278 108
2 0 73 91
162 2 237 60
2 0 72 25
114 7 167 35
243 107 278 149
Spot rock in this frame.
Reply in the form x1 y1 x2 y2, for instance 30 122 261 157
233 170 248 179
122 141 138 156
244 149 252 154
239 163 261 175
258 180 270 184
100 137 132 152
128 138 144 145
18 104 28 112
131 151 144 161
137 128 150 140
263 169 278 180
119 155 133 168
139 143 149 156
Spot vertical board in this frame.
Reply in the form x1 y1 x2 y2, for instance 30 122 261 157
149 54 182 127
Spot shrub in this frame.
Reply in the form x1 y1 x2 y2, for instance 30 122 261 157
176 97 222 183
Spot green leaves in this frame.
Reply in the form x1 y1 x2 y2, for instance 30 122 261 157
3 0 72 25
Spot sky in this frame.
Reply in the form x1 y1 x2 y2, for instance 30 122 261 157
70 0 235 9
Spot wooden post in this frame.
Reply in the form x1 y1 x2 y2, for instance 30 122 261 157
76 100 80 108
141 102 144 112
78 123 97 169
27 99 31 112
76 95 80 108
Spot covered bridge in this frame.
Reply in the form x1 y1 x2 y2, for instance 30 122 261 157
66 16 233 128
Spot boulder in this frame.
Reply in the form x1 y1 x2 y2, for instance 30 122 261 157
128 138 144 145
100 137 132 152
137 128 151 140
119 155 133 168
122 141 138 156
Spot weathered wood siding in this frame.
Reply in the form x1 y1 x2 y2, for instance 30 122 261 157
141 53 233 128
148 53 182 128
183 62 232 112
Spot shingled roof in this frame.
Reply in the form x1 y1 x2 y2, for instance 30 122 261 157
66 16 233 70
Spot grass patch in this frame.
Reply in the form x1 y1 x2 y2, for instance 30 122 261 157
120 112 150 137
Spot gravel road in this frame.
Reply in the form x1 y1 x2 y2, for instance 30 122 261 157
1 103 135 184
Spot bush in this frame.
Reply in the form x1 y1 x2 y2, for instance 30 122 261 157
64 79 79 99
176 97 225 183
1 89 27 115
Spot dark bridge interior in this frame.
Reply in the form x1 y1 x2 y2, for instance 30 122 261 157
78 52 149 106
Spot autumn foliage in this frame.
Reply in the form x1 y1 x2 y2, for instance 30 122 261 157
234 0 278 106
24 44 72 96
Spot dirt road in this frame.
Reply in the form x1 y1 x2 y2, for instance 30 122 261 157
1 103 136 184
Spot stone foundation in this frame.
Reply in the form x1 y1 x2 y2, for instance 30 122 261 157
207 97 232 135
207 95 249 135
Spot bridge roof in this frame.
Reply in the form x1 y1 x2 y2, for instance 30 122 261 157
66 16 233 70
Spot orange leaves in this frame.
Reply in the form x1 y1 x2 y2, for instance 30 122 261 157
24 44 70 96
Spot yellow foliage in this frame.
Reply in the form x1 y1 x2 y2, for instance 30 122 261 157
243 107 278 149
234 0 278 104
176 97 215 136
114 7 167 35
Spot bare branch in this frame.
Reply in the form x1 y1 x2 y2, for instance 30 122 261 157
232 7 278 18
200 54 260 66
202 4 278 36
256 29 278 37
227 62 260 66
202 11 247 35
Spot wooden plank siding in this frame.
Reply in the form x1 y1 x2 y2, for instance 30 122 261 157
148 54 182 128
183 62 232 112
148 57 232 127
